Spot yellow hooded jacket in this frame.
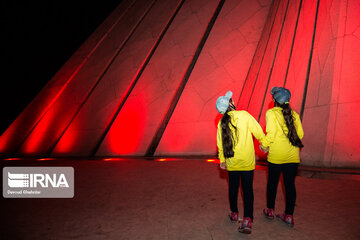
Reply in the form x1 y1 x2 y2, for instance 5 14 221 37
217 111 265 171
261 107 304 164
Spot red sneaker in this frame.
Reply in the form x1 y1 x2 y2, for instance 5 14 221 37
238 217 252 234
276 213 294 227
263 208 274 219
228 212 239 222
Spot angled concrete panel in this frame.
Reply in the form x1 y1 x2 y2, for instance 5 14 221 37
1 0 359 168
0 0 135 154
51 0 182 156
302 0 360 167
17 0 156 155
237 0 281 110
155 0 273 156
257 0 302 126
96 0 220 156
245 0 288 120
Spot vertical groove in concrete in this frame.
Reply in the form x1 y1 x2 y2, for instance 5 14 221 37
237 0 279 107
145 0 226 157
46 0 158 156
300 0 320 120
11 1 137 156
257 0 290 121
283 0 303 87
91 0 186 157
243 0 282 110
328 0 349 166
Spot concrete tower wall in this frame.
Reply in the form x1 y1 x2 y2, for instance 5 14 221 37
1 0 359 168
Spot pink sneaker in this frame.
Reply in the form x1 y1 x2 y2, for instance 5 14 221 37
276 213 294 227
238 217 252 234
263 208 274 219
228 212 239 222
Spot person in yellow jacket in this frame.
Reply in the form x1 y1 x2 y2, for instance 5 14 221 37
260 87 304 227
216 91 265 234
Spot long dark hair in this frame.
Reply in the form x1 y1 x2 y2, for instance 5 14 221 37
220 105 238 158
276 102 304 148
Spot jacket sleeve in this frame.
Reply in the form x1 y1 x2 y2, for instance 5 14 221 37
260 111 276 148
216 122 225 163
247 112 265 141
294 113 304 140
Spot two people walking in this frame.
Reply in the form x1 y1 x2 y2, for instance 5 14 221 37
216 87 304 234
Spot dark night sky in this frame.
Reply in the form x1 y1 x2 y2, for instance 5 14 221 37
1 1 121 135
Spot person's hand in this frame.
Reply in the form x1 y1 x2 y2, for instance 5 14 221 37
259 145 269 153
220 162 227 170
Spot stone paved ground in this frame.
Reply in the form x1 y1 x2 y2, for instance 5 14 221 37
2 158 360 240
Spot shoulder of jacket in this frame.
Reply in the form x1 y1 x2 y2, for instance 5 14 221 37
266 108 276 115
291 110 300 118
234 110 252 118
228 111 248 122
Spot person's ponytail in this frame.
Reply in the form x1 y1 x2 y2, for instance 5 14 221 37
280 103 304 148
220 110 237 158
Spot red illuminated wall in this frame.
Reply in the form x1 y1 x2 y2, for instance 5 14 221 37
301 0 360 167
1 0 359 168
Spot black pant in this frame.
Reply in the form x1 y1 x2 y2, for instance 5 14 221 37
267 162 299 215
228 170 254 219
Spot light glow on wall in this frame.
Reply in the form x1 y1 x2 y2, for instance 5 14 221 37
0 0 359 168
